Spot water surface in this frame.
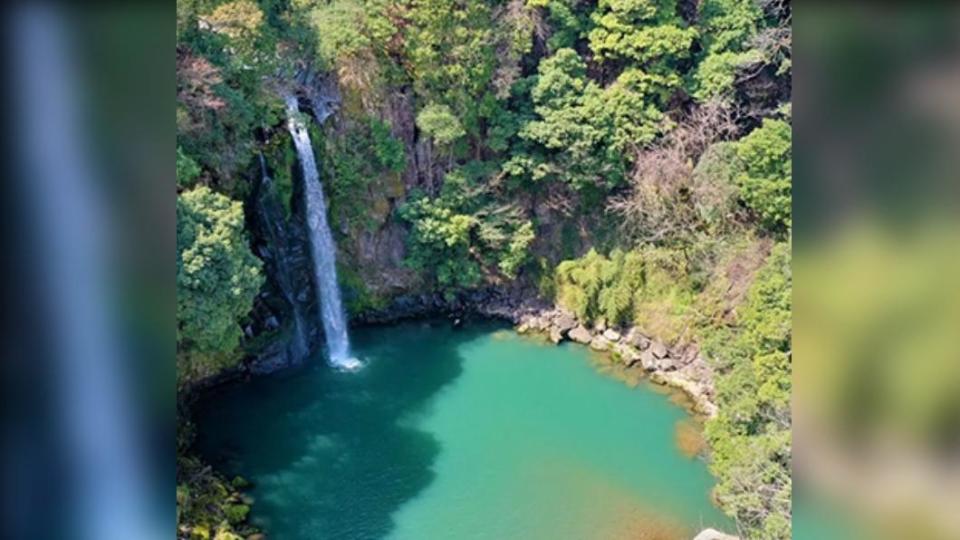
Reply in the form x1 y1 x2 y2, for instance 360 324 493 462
195 320 730 539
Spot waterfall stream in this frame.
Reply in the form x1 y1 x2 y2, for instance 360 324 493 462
285 95 360 370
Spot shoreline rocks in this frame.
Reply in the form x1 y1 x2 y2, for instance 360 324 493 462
245 287 719 418
511 306 719 418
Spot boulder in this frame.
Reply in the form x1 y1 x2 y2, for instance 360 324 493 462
568 325 593 344
554 312 577 333
660 356 680 371
589 336 610 351
614 343 641 366
651 340 668 358
692 528 739 540
602 329 621 342
530 315 549 331
625 327 651 350
640 350 658 372
549 327 564 344
516 322 531 334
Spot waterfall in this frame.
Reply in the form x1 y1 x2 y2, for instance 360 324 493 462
256 153 308 362
285 95 360 370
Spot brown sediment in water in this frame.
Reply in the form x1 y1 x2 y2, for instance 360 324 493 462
675 418 707 458
604 516 690 540
668 390 695 410
527 454 693 540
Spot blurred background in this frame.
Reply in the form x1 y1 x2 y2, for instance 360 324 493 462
1 2 172 539
0 1 958 539
794 3 960 540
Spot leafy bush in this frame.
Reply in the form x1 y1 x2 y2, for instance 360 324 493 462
177 146 202 188
704 242 791 539
555 249 649 327
324 117 406 228
400 163 537 292
735 118 792 232
399 194 482 291
177 186 263 381
223 504 250 524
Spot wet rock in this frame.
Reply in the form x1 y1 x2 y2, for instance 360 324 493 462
614 343 641 366
568 325 592 344
589 336 610 351
549 327 564 344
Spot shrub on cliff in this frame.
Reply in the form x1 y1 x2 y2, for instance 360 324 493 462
177 186 263 382
704 241 791 538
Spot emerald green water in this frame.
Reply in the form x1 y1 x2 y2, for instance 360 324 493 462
195 320 731 539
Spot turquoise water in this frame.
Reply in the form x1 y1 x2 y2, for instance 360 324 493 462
195 320 731 539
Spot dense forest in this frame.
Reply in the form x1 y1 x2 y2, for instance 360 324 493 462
176 0 791 538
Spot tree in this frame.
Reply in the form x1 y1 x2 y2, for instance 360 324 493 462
177 186 264 380
416 103 466 146
587 0 697 72
202 0 264 42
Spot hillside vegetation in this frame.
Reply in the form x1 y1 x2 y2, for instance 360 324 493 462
176 0 791 537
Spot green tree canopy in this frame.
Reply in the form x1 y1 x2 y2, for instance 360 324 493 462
735 118 792 232
177 186 264 378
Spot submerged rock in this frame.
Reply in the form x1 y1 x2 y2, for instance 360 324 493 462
589 336 610 351
614 343 641 366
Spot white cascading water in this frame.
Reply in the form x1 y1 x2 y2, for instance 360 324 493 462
285 95 360 370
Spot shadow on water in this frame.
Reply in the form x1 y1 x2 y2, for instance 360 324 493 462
193 320 497 540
